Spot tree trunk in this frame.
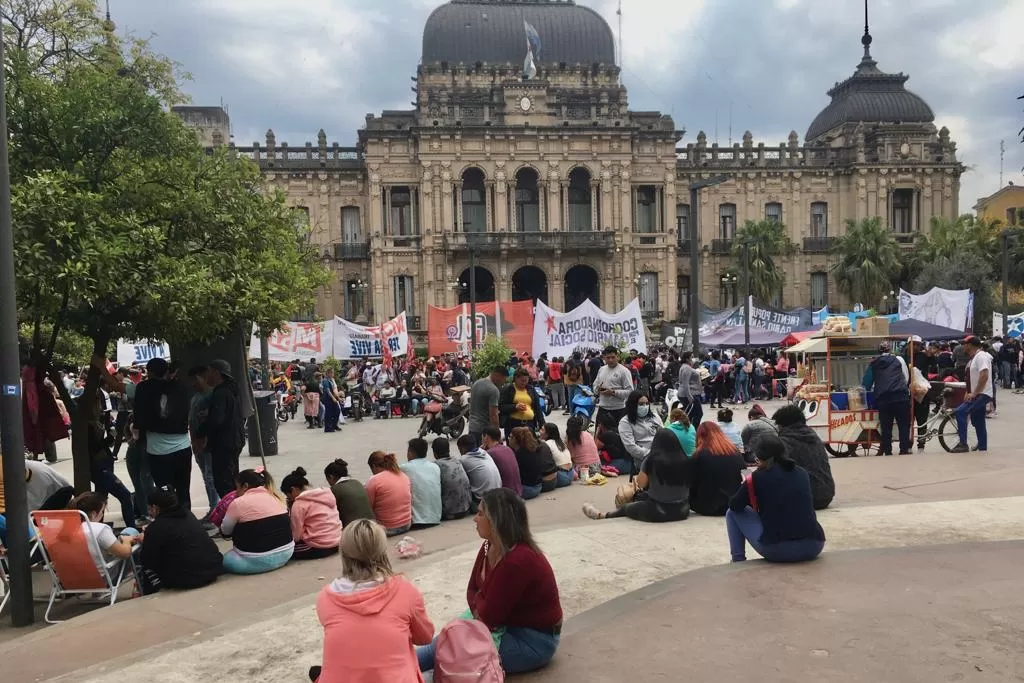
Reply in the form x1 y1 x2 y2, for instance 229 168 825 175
70 331 112 492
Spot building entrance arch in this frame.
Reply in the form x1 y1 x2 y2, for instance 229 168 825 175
458 266 495 304
564 265 600 311
511 266 548 304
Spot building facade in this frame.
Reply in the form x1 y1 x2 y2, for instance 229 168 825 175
176 0 963 336
974 183 1024 226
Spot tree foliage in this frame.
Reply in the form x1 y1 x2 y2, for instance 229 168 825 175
831 217 902 308
471 335 515 380
913 251 995 335
732 220 795 303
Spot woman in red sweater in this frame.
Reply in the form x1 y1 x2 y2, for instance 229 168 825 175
417 488 562 675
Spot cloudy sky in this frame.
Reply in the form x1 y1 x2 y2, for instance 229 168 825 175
109 0 1023 210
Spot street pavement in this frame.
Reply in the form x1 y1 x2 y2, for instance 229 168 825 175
2 395 1023 682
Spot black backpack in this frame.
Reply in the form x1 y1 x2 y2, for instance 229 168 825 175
137 378 190 435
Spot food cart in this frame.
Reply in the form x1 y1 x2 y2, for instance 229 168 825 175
789 334 904 457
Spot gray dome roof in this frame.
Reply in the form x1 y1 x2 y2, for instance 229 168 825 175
806 38 934 142
422 0 616 66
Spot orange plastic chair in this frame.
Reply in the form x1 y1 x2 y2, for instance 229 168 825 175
30 510 137 623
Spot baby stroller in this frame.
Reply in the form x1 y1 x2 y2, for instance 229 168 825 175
571 385 597 430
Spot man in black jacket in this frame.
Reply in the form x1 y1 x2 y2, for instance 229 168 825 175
772 404 835 510
864 342 911 456
134 358 193 509
138 489 222 593
194 359 245 497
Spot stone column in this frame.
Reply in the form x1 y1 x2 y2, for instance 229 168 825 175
454 181 464 232
561 181 570 231
484 180 494 232
440 172 454 234
538 180 547 232
590 180 599 231
383 186 392 236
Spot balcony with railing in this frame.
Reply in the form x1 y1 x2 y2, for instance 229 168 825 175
676 239 692 255
407 315 422 330
893 231 917 245
334 242 370 260
802 236 836 253
710 238 734 255
444 231 615 252
232 141 363 171
641 309 664 321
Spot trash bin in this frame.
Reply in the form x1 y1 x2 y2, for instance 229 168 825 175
248 390 279 456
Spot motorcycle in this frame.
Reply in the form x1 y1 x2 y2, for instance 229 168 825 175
533 384 552 417
276 390 299 423
570 385 597 430
347 385 365 422
417 389 469 439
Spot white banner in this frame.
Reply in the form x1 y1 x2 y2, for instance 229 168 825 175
332 313 409 360
532 298 647 358
250 320 334 362
116 339 171 366
897 287 973 332
993 312 1024 338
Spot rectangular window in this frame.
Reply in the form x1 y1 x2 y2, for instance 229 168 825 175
568 186 592 231
892 189 913 234
394 275 415 318
676 203 690 241
719 276 738 308
462 186 487 233
765 202 782 224
390 187 416 236
638 273 659 315
1008 208 1018 226
341 207 362 243
719 203 736 239
344 280 367 321
636 186 657 234
810 202 828 238
810 272 828 310
677 274 690 318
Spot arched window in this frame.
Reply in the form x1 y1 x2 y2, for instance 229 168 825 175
568 168 592 231
461 168 486 233
515 168 540 232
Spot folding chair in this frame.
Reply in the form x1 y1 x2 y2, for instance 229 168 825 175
0 541 10 615
30 510 138 624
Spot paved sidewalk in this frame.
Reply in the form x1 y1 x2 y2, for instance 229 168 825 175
11 495 1023 683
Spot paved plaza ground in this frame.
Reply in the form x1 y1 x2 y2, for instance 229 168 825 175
2 397 1023 682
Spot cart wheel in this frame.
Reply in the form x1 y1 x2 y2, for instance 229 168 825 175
938 414 975 452
825 443 851 458
826 442 883 457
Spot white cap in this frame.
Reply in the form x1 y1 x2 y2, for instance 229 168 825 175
910 335 923 343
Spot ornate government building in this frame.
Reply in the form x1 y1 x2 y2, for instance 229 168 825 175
177 0 963 334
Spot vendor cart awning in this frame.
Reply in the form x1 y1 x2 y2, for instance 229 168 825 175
787 336 828 354
888 319 967 341
701 325 789 348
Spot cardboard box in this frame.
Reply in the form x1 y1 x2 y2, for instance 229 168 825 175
857 316 890 336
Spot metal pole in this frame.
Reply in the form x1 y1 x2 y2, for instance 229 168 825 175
743 242 750 352
688 186 700 352
468 246 478 351
0 28 34 626
241 336 267 468
1002 231 1009 338
260 335 270 390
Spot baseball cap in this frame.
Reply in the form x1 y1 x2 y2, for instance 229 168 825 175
910 335 923 343
209 359 233 379
962 335 981 347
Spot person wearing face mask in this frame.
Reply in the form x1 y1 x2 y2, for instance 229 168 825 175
615 390 662 476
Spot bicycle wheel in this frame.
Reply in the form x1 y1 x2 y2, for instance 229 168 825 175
938 414 976 452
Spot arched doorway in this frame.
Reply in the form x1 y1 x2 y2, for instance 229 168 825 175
458 266 495 304
511 266 548 304
564 265 599 311
514 168 540 232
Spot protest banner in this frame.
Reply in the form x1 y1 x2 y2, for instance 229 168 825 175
116 339 171 366
333 313 410 360
250 320 333 361
427 301 535 356
898 287 973 332
993 312 1024 338
533 299 647 357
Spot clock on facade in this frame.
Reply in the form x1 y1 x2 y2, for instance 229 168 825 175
519 96 532 112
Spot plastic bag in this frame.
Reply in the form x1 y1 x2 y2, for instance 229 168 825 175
911 367 930 402
395 536 422 560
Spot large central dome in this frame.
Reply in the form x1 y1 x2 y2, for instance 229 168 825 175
422 0 616 66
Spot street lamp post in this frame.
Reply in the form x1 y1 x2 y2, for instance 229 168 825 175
689 175 731 353
464 224 478 351
0 29 33 626
740 241 750 352
1002 230 1012 338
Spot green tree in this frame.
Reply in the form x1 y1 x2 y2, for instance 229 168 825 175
732 220 795 303
8 14 327 488
831 217 902 308
913 214 1000 269
471 336 515 380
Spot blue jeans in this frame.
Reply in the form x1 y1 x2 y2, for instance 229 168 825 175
734 374 749 403
418 626 559 675
195 451 220 511
607 458 635 477
555 470 572 487
955 395 990 450
222 546 293 574
91 457 136 528
726 507 824 563
521 483 542 500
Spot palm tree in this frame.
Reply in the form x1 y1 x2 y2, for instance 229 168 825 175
732 220 795 303
831 217 902 307
914 214 1000 267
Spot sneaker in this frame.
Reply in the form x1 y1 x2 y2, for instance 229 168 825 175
916 441 925 451
582 503 604 520
949 443 970 453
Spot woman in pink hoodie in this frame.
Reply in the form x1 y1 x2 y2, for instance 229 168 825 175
281 467 343 560
309 519 434 683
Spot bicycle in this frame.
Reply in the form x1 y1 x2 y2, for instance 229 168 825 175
916 394 977 453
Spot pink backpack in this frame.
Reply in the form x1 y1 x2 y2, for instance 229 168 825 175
433 619 504 683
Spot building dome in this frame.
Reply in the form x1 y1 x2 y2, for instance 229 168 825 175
805 33 934 142
422 0 616 67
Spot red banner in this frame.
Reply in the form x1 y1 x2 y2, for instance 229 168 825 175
428 301 536 356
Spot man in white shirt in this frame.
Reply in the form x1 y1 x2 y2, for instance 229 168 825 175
952 336 992 452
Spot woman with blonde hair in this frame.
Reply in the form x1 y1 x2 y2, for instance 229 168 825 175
418 488 562 675
364 451 413 536
508 426 557 500
310 519 434 683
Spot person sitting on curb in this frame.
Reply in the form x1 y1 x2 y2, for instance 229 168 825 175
689 422 747 517
665 408 696 456
540 423 574 487
417 488 563 676
616 391 662 476
365 451 413 536
565 416 601 477
715 408 744 451
401 438 442 529
309 519 433 683
431 437 472 521
508 427 558 500
725 433 826 563
323 459 374 527
582 428 691 523
740 404 778 464
221 468 294 574
456 433 502 512
480 426 522 496
281 467 343 560
772 404 835 510
137 488 223 593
